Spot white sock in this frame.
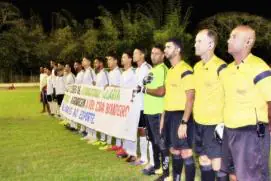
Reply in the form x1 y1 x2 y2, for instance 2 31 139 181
125 140 137 156
116 138 121 147
148 141 154 166
80 125 85 132
140 136 148 162
92 130 97 140
107 135 112 145
100 133 106 141
48 102 53 114
71 121 76 128
49 102 54 114
123 139 127 150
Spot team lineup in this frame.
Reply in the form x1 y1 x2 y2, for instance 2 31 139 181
39 25 271 181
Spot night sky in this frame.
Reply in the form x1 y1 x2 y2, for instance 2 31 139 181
6 0 271 31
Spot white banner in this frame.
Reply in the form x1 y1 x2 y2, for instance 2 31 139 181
60 84 140 141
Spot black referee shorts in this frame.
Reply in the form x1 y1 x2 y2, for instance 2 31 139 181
162 110 194 150
138 110 147 128
194 122 222 159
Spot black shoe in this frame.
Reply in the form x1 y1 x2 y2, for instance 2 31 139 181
125 155 136 162
64 124 71 130
81 131 87 137
154 174 169 181
70 127 77 132
117 153 128 159
142 166 155 175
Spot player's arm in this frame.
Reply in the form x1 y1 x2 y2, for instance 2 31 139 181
145 86 165 97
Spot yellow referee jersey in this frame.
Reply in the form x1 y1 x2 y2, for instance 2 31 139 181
223 54 271 128
193 55 227 125
164 61 194 111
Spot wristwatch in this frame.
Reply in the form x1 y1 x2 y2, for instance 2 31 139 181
181 119 188 125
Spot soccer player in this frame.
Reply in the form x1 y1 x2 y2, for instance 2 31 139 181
80 56 96 140
99 53 122 151
129 47 152 166
116 51 137 158
64 64 75 88
45 67 54 116
55 67 65 116
89 57 109 145
142 44 169 176
74 61 84 84
40 66 48 113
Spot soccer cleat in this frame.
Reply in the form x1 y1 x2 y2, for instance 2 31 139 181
80 135 90 141
99 145 111 150
129 159 148 166
155 167 163 175
125 155 137 163
107 145 120 151
91 140 102 146
154 175 172 181
87 139 96 144
116 148 128 158
142 166 155 175
59 120 67 125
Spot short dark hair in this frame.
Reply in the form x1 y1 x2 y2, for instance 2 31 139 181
134 46 146 55
74 60 81 64
122 50 133 59
206 29 218 47
167 38 184 52
58 61 65 66
83 55 92 61
46 67 53 71
95 57 105 65
152 44 165 52
65 64 71 68
107 52 118 60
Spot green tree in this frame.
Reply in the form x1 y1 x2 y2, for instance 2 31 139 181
0 2 22 32
198 12 271 63
146 0 193 61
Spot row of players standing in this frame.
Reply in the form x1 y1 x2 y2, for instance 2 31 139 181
40 25 271 181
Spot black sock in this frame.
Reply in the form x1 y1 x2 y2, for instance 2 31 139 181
200 165 215 181
184 157 195 181
153 144 161 170
161 149 170 177
172 155 183 181
216 171 229 181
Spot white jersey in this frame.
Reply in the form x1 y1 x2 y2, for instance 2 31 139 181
64 73 75 89
75 70 84 84
82 67 96 85
55 76 65 95
46 75 54 95
96 68 109 87
120 67 136 88
136 62 152 110
109 67 121 86
39 73 47 91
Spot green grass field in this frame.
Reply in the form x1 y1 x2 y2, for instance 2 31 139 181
0 88 269 181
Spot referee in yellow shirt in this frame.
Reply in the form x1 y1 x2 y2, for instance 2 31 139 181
221 25 271 181
193 29 228 181
158 38 195 181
